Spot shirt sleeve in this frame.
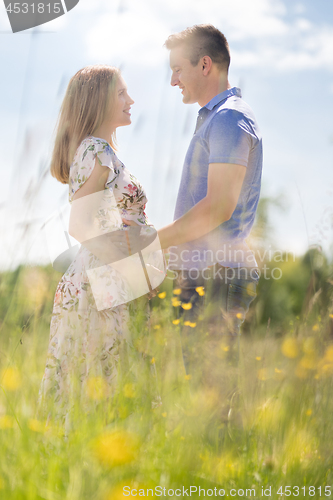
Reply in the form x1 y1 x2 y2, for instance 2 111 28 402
69 138 115 203
207 109 253 167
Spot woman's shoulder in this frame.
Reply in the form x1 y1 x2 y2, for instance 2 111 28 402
69 136 116 203
74 136 114 159
71 136 116 170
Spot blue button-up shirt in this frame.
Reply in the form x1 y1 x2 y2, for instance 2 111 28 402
169 87 263 270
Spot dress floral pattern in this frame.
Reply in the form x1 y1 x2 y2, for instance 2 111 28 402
37 136 164 429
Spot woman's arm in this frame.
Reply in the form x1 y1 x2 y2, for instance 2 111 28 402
69 157 110 241
69 159 127 263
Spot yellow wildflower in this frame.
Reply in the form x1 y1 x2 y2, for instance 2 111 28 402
195 286 205 296
181 303 192 310
86 377 108 400
303 337 316 355
329 314 333 319
123 383 136 398
295 362 308 379
312 324 320 332
150 357 155 364
172 319 180 325
257 368 267 381
153 324 161 330
319 363 333 377
184 374 192 380
281 338 299 358
162 412 167 418
92 430 139 467
299 355 317 370
256 356 262 361
1 367 21 391
172 300 181 307
236 312 243 319
324 345 333 363
0 415 15 429
158 291 166 299
274 368 284 380
173 288 182 295
306 409 312 416
28 419 45 433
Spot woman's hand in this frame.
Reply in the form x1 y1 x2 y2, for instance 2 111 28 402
122 218 140 227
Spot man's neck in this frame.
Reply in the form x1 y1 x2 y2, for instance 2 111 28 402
198 75 230 108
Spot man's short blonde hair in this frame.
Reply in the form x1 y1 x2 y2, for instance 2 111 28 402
165 24 230 72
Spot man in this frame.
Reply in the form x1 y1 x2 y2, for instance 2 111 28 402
157 24 262 407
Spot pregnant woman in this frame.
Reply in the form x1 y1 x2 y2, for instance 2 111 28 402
37 65 164 432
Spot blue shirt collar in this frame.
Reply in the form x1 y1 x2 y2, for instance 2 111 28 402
202 87 242 111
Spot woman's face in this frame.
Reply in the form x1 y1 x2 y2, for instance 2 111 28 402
108 75 134 131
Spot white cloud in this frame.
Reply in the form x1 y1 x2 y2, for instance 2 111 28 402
86 0 170 66
294 17 312 32
293 3 306 15
85 0 333 73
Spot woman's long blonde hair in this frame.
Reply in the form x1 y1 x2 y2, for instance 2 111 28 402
50 65 120 184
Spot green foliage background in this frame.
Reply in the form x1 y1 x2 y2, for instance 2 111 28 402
0 209 333 498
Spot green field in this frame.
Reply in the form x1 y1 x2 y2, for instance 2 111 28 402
0 248 333 499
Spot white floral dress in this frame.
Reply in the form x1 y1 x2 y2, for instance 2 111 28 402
37 136 164 427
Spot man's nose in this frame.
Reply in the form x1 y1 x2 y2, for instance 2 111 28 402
170 72 179 87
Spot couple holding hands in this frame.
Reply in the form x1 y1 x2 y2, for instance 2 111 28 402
38 24 263 429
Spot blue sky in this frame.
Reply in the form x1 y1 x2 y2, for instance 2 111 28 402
0 0 333 270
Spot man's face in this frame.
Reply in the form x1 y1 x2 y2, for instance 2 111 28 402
169 46 204 104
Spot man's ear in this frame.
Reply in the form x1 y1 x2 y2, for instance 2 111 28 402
201 56 213 75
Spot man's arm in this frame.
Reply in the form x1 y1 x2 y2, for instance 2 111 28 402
157 162 246 249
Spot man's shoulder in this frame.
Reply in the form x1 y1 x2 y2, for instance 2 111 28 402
211 97 260 138
216 95 255 118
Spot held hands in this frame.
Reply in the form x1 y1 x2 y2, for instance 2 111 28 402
122 218 138 227
122 219 161 300
81 220 158 264
81 218 161 301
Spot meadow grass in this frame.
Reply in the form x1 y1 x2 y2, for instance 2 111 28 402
0 264 333 499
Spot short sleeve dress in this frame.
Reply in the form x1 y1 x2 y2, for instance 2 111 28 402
37 136 164 427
